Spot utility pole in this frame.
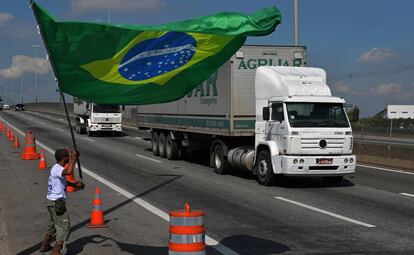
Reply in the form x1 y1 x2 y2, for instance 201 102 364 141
32 44 40 104
19 56 24 104
107 0 111 24
294 0 299 46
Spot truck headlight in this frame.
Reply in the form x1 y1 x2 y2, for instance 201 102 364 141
293 159 298 164
349 158 354 163
344 158 348 163
299 159 304 164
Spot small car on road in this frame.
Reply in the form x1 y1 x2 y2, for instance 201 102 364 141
3 104 10 110
15 104 25 111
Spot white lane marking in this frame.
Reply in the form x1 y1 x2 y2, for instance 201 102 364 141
400 193 414 198
13 112 47 126
56 128 64 132
274 197 376 228
136 154 162 163
0 116 239 255
358 164 414 176
83 138 95 142
135 136 143 140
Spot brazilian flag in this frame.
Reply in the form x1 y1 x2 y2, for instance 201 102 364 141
31 1 281 105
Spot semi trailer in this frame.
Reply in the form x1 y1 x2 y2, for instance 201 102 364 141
136 45 357 185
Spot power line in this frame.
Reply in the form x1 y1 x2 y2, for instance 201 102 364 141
328 64 414 81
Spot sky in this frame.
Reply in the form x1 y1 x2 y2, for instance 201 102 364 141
0 0 413 117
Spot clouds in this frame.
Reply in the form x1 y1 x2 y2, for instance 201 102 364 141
372 83 402 95
357 47 398 64
70 0 164 15
334 81 352 94
0 55 51 78
0 13 14 27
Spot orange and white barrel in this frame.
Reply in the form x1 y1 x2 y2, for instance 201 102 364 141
21 132 40 160
169 203 205 255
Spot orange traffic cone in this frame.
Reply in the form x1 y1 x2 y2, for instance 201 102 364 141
13 135 20 148
38 149 47 170
64 163 80 193
9 130 15 141
88 187 107 228
6 127 11 138
21 132 40 160
66 173 80 193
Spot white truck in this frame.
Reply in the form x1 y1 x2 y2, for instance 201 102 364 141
73 98 122 136
137 45 357 185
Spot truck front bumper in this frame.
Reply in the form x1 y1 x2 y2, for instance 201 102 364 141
279 155 356 176
89 123 122 132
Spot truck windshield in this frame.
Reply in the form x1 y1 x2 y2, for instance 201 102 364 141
93 104 120 113
286 103 349 127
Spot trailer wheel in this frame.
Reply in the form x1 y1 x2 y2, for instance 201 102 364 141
212 143 230 175
151 132 160 156
79 121 87 134
75 121 80 134
255 150 275 186
158 133 167 158
166 134 179 160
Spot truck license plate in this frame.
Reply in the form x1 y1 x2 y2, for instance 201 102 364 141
316 158 333 165
102 124 112 127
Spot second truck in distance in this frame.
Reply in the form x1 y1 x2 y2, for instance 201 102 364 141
74 98 122 136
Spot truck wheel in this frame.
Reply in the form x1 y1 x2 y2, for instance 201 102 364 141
158 133 167 158
151 132 160 156
212 144 230 175
75 121 80 134
166 134 179 160
79 122 86 134
323 176 343 184
255 150 275 186
87 127 94 137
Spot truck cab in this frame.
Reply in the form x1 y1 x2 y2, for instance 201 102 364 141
74 99 122 136
254 66 356 185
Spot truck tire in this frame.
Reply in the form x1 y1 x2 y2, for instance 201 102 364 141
255 150 275 186
166 134 179 160
212 143 230 175
158 133 167 158
87 126 94 137
75 121 80 134
151 132 160 156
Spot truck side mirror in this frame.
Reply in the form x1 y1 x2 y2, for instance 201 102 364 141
263 107 270 121
352 106 359 122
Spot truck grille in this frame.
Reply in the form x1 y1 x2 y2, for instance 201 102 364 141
93 117 121 123
301 138 344 150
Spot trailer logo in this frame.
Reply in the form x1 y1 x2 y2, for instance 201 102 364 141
238 58 303 69
187 72 218 105
118 32 196 81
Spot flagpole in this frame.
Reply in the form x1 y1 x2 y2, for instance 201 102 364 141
59 90 83 179
294 0 299 46
29 0 83 179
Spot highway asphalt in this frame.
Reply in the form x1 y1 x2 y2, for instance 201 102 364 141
1 110 414 255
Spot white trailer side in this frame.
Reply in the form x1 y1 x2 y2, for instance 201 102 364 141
137 45 307 136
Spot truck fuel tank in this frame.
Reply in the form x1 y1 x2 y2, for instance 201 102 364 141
227 147 255 172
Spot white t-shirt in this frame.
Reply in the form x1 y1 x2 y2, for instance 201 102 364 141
46 163 67 201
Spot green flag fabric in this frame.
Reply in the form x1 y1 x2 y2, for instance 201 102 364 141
31 1 281 105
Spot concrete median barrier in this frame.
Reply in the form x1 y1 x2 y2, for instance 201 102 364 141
354 142 414 171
